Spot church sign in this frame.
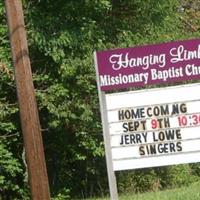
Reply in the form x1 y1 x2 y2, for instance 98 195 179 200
94 39 200 200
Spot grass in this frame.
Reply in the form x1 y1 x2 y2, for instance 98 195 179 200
84 181 200 200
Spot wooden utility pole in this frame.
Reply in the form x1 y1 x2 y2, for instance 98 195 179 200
4 1 51 199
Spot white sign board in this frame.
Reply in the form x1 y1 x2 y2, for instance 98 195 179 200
105 83 200 171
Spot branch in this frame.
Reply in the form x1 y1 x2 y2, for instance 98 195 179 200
0 62 14 80
179 16 199 32
0 133 19 138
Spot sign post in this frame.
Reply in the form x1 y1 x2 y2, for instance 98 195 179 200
5 1 51 199
94 52 118 200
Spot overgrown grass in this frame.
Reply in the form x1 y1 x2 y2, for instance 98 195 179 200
85 181 200 200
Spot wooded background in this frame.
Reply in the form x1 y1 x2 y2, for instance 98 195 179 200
1 0 200 199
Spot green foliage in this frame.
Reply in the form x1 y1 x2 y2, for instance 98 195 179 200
51 188 70 200
161 165 198 188
0 141 29 199
118 169 159 193
89 181 200 200
117 165 199 195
